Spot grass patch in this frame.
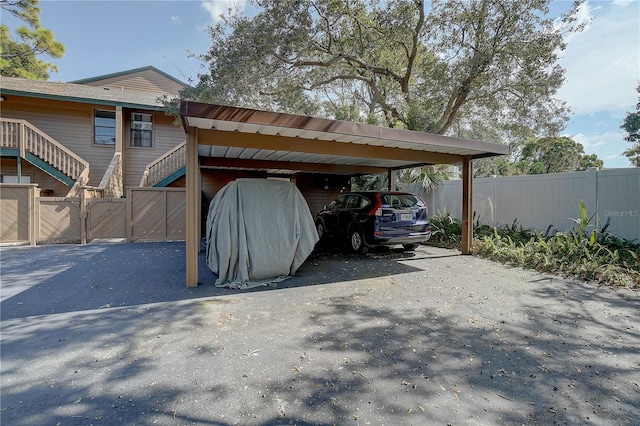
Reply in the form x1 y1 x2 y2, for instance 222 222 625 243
428 205 640 289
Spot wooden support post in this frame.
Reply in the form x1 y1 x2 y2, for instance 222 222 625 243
461 156 473 255
115 106 123 153
115 106 124 196
185 127 200 288
388 168 396 191
16 156 22 183
19 122 25 159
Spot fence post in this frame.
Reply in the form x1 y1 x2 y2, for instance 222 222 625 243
28 185 37 246
126 188 133 242
80 188 87 244
592 167 600 223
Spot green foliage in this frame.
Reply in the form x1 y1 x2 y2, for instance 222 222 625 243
351 164 451 193
620 85 640 166
0 0 65 80
473 136 604 177
428 203 640 288
184 0 584 141
428 212 462 247
518 136 586 174
578 154 604 171
397 165 451 193
351 173 388 192
473 156 518 178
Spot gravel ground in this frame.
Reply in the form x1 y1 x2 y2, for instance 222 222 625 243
1 242 639 425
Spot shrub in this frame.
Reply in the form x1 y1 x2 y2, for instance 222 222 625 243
428 203 640 288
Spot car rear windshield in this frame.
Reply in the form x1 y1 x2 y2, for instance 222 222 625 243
380 194 425 208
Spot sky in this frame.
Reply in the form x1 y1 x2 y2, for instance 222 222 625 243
6 0 640 168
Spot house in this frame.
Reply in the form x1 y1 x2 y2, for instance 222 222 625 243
0 66 189 198
1 67 510 254
0 66 357 245
0 66 353 209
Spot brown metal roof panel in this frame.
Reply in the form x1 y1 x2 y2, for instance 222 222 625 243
291 152 325 163
181 100 510 158
237 122 262 134
189 117 214 129
239 148 259 159
226 147 246 157
212 145 230 157
250 149 277 160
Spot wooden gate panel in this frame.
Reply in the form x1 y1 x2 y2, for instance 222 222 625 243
38 198 81 242
130 190 167 239
0 186 29 242
166 190 186 238
87 199 127 239
1 185 186 245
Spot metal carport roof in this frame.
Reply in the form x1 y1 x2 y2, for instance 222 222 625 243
180 100 510 287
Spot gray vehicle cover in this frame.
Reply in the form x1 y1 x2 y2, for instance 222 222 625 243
205 179 319 289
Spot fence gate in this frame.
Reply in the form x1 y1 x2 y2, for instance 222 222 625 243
0 184 37 244
128 187 186 241
0 185 186 245
37 197 82 243
86 198 127 240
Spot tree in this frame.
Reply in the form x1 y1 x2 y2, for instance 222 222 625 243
1 0 65 80
351 165 451 192
620 85 640 166
186 0 583 140
473 156 517 177
578 154 603 171
517 136 598 174
473 137 603 177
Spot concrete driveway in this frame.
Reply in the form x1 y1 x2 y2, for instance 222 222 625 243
1 242 638 425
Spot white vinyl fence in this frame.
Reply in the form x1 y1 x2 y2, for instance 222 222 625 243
405 168 639 243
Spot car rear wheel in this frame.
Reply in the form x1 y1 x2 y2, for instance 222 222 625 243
348 229 368 254
316 220 325 240
402 243 418 251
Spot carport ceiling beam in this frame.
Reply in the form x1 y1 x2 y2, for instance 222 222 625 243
196 129 463 165
200 157 390 175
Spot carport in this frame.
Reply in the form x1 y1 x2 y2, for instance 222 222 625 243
180 100 510 287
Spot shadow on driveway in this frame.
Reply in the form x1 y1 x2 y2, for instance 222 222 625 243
1 242 638 425
0 241 429 320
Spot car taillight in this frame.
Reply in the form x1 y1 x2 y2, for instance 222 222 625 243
416 194 428 215
369 194 383 216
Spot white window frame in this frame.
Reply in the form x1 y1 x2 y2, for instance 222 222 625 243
94 109 117 146
130 112 154 148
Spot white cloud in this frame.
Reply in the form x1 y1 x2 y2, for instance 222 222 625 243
563 129 631 168
558 0 597 44
556 0 639 116
201 0 247 23
612 0 634 5
570 131 614 149
171 16 181 24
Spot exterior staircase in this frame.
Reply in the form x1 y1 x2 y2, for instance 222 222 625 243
1 118 186 195
140 141 185 187
0 118 90 196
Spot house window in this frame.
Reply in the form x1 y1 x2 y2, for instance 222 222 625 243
94 110 116 145
130 113 153 147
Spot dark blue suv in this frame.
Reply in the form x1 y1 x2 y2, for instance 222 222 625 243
315 191 431 254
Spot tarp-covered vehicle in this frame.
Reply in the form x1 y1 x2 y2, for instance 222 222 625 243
205 179 319 289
